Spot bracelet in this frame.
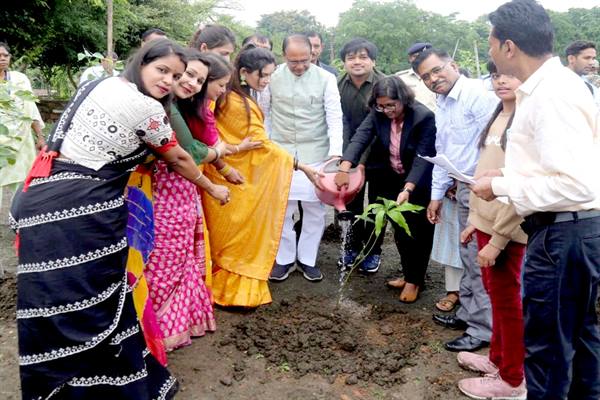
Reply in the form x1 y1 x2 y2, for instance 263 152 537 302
235 145 240 153
217 164 233 176
293 157 299 171
402 187 413 194
193 173 204 183
210 146 221 163
337 170 349 173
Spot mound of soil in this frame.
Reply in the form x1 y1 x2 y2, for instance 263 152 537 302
224 295 425 387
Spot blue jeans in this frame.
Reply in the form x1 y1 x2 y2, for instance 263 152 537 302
523 217 600 399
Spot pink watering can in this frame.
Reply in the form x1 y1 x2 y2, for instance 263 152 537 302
315 158 365 220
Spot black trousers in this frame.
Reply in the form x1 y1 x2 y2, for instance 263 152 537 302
521 216 600 399
347 167 433 286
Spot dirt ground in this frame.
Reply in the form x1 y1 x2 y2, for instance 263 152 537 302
0 222 501 400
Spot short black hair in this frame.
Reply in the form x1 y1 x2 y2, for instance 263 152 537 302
0 41 11 54
339 38 378 61
489 0 554 57
369 76 415 108
565 40 596 58
282 34 312 55
411 48 451 73
487 60 498 75
191 25 236 50
141 28 166 41
305 31 323 43
242 34 273 51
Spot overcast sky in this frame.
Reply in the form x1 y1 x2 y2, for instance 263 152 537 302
226 0 600 27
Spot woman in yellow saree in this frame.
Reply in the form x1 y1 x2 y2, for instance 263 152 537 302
204 45 322 307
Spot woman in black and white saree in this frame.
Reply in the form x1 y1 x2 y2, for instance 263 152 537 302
9 39 229 400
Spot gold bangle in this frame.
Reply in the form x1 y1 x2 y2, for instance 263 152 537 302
194 173 204 183
218 164 233 176
235 145 240 153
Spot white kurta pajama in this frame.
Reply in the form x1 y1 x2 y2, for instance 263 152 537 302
270 64 343 267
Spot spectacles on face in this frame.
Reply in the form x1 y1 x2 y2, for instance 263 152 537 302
286 59 311 66
374 103 398 113
420 61 450 83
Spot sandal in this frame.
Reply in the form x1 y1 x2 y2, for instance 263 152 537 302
386 278 406 289
399 283 419 303
435 292 459 312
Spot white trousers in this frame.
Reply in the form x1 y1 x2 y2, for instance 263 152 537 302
276 200 326 267
444 264 463 292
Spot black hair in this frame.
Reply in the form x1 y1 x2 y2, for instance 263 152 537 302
368 75 415 109
242 34 273 51
305 31 323 43
0 41 11 54
479 60 512 151
121 39 187 107
190 25 236 51
459 67 471 78
565 40 596 58
141 28 166 42
216 44 276 130
478 102 513 151
339 38 378 61
488 0 554 57
191 52 233 122
177 49 212 122
411 48 451 73
282 34 312 55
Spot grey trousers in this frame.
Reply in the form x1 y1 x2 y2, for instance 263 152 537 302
454 182 492 341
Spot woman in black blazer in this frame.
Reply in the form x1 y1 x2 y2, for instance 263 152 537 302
334 75 436 303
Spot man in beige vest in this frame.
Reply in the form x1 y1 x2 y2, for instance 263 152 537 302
396 42 437 111
269 34 343 282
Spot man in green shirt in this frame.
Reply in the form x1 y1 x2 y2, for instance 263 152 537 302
337 38 386 273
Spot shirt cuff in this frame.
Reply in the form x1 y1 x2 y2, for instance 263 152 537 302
431 189 446 201
491 177 509 197
489 233 510 250
151 132 179 154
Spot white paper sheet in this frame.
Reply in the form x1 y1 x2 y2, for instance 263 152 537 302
419 154 476 184
419 154 510 204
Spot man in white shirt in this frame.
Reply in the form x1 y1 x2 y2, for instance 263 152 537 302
413 48 499 352
565 40 600 108
79 51 119 85
473 1 600 399
269 34 343 282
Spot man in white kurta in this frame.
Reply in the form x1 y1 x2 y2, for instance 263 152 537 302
269 34 343 282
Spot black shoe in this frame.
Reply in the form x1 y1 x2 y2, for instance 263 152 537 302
432 314 468 330
445 333 489 352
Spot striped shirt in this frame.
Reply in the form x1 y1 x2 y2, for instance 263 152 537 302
431 75 499 200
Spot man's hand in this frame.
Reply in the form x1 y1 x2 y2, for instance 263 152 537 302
477 243 502 268
396 190 410 205
427 200 443 224
470 177 496 201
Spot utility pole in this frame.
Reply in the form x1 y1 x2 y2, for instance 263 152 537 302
105 0 114 75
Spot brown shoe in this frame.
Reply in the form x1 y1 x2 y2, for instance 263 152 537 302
386 278 406 289
399 283 419 303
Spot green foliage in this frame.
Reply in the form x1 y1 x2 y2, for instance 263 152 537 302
0 82 37 169
338 198 424 298
257 9 327 59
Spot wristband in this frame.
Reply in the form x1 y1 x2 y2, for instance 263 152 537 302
402 187 413 194
337 170 349 173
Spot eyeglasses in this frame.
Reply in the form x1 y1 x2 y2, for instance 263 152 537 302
286 59 311 66
420 61 450 82
374 103 397 112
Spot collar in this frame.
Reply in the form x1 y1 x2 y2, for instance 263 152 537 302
341 69 376 86
445 74 466 101
517 56 561 96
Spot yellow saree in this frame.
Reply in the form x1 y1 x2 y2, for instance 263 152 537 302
203 92 293 307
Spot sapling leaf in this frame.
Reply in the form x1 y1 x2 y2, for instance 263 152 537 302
395 202 424 213
375 209 386 236
387 209 412 237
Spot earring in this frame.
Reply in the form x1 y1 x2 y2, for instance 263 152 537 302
240 74 247 86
